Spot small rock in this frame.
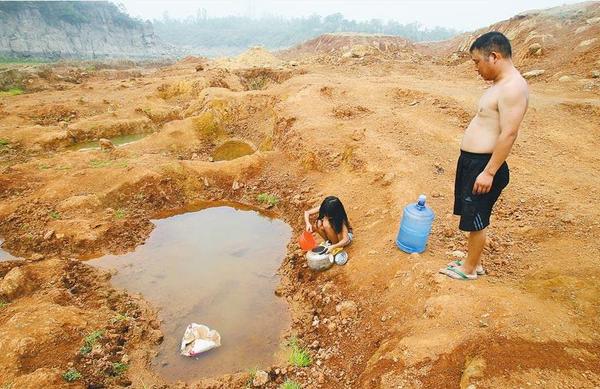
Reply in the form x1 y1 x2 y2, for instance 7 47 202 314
578 38 598 47
202 177 210 188
522 69 545 79
586 16 600 25
592 70 600 79
252 370 269 386
318 372 325 384
558 75 573 82
43 230 55 240
232 180 240 190
0 267 26 299
528 43 542 55
208 156 214 162
408 100 419 106
99 138 115 151
191 153 199 160
336 300 358 319
560 213 575 224
450 250 466 258
381 172 395 187
31 253 44 261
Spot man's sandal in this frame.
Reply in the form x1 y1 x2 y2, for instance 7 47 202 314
447 260 486 276
439 266 478 280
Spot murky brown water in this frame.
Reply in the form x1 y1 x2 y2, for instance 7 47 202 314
212 140 255 161
68 133 148 151
90 204 291 381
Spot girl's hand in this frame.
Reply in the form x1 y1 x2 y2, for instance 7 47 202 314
305 223 313 232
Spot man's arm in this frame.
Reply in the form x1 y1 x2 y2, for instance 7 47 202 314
473 84 528 194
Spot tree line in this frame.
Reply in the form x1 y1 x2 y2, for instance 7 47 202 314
152 12 458 51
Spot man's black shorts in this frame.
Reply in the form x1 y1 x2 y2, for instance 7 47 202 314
454 150 509 231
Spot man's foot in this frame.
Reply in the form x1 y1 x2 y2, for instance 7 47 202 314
439 265 478 280
447 260 486 276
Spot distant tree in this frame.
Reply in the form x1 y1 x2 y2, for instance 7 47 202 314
151 12 459 54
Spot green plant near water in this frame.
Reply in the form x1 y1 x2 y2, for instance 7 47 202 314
62 368 82 382
280 379 302 389
288 337 312 367
0 87 23 97
79 329 104 355
49 210 61 220
112 362 128 375
245 367 258 388
257 193 279 207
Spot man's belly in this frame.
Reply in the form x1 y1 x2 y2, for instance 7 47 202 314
461 124 500 153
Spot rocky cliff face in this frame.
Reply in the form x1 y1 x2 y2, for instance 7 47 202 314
0 1 173 59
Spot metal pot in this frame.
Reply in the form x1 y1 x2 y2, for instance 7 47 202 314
306 245 333 271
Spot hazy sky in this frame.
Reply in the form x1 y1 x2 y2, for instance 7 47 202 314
119 0 585 30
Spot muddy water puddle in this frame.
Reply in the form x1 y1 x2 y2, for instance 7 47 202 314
68 133 148 151
212 140 255 161
90 204 291 381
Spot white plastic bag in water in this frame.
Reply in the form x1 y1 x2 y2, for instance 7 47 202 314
180 323 221 357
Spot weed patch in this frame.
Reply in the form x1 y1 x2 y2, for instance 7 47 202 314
79 329 104 355
257 193 279 207
288 337 311 367
62 368 82 382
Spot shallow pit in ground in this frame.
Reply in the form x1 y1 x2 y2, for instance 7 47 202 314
211 140 255 161
89 203 291 382
68 133 149 151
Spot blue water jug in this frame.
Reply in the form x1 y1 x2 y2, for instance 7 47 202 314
396 194 435 253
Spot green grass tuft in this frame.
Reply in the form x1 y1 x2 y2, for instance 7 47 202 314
114 209 126 219
79 329 104 355
288 337 312 367
0 300 8 309
62 368 82 382
257 193 279 207
280 379 302 389
0 87 24 97
112 361 128 375
49 210 61 220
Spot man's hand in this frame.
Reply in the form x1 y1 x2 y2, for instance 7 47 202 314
473 171 494 194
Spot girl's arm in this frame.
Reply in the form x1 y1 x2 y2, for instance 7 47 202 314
328 224 350 251
304 206 320 231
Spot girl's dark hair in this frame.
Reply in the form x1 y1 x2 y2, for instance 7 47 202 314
318 196 349 234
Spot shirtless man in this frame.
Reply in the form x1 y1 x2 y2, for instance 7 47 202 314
440 31 529 280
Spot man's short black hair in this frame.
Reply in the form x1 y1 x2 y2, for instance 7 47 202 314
469 31 512 58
